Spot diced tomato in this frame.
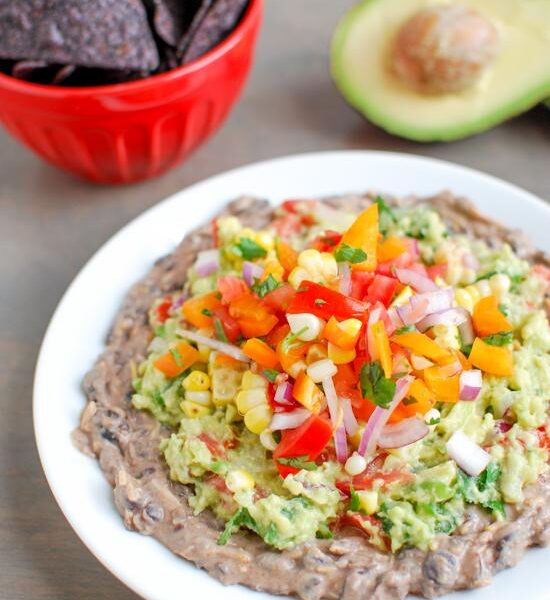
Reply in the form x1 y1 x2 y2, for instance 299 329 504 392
334 363 359 389
206 473 230 494
199 433 226 458
536 426 550 450
427 264 447 280
376 250 413 276
532 264 550 285
272 213 303 239
408 262 429 277
266 322 290 347
273 414 333 477
287 281 368 321
211 219 220 248
282 199 318 222
217 276 248 304
350 271 375 300
310 230 343 252
211 306 241 343
155 296 173 323
365 274 398 307
262 283 296 313
350 393 377 422
336 454 413 495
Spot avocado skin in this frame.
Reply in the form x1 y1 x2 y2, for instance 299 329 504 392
331 0 550 142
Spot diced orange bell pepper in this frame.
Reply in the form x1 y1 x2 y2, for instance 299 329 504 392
377 235 407 263
217 276 248 304
229 293 278 337
451 349 472 371
154 341 201 378
277 336 310 375
276 239 299 274
403 379 435 416
242 338 280 369
390 331 451 363
339 203 378 272
472 295 513 337
469 337 513 377
323 316 362 350
261 259 284 282
214 354 244 368
371 321 393 378
181 292 221 330
423 366 460 402
293 371 324 414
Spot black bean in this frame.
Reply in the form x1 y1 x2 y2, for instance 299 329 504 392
145 503 164 522
422 551 458 586
100 428 118 446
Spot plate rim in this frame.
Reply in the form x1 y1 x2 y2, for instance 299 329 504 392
33 149 550 600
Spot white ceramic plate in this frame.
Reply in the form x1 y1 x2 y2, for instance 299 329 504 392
34 151 550 600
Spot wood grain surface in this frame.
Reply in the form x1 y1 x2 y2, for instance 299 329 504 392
0 1 548 598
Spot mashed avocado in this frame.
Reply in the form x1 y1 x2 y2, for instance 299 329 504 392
132 200 549 553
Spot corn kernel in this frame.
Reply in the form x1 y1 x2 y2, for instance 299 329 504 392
287 313 323 341
185 390 212 406
180 400 211 418
391 285 413 308
241 370 268 390
211 367 243 406
183 370 211 391
307 358 337 383
489 273 511 297
287 360 307 379
197 344 212 362
288 248 338 288
356 490 379 515
306 343 328 365
236 388 267 414
475 279 492 298
226 469 255 492
259 429 278 451
244 404 272 434
432 324 460 351
328 342 356 365
344 452 367 476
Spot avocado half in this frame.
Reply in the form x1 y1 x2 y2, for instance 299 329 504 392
331 0 550 142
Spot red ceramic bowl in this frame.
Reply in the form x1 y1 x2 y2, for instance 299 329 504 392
0 0 262 184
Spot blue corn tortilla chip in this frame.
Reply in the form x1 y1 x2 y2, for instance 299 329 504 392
148 0 201 48
180 0 249 64
0 0 159 71
176 0 214 59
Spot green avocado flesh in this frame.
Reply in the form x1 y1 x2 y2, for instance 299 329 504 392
331 0 550 141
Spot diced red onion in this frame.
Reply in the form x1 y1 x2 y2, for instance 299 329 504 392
194 249 220 277
366 308 381 360
242 261 264 287
387 307 403 329
396 297 429 325
459 369 482 401
176 328 250 363
341 397 358 436
274 381 294 405
494 420 513 434
338 262 352 296
458 317 475 346
410 354 433 370
439 359 462 377
392 351 411 375
446 430 490 476
171 291 189 311
358 376 414 456
404 238 420 259
322 376 340 427
395 268 439 293
378 417 429 449
417 307 469 332
270 408 311 431
410 287 453 315
462 253 480 270
334 424 349 463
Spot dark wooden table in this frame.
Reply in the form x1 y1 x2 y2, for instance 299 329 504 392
1 1 548 598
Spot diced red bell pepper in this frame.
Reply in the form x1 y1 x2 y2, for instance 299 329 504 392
211 219 220 248
287 280 368 321
262 283 296 313
310 230 343 252
155 296 173 323
273 414 333 477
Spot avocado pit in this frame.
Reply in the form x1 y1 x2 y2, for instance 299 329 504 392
391 5 499 94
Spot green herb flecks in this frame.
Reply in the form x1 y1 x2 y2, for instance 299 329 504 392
376 196 396 237
277 455 317 471
316 522 334 539
154 324 166 337
349 484 361 512
232 237 267 260
252 274 282 298
483 331 513 346
201 308 213 317
281 327 308 353
218 508 258 545
214 318 228 343
314 298 327 306
263 369 280 383
360 362 396 409
335 243 367 264
169 347 183 366
457 463 506 519
395 324 416 335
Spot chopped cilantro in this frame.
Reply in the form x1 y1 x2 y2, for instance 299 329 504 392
334 243 367 264
201 308 213 317
154 324 166 337
273 431 282 444
232 237 267 260
499 304 509 316
349 484 361 512
277 455 317 471
263 369 280 383
214 318 228 343
152 390 165 408
395 324 416 335
461 343 473 356
360 362 396 409
314 298 327 306
376 196 396 236
316 522 334 539
457 463 505 518
402 396 418 406
169 347 183 366
217 508 258 545
427 417 440 425
477 462 501 491
475 270 497 282
483 331 513 346
281 327 308 353
264 523 280 545
252 274 282 298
